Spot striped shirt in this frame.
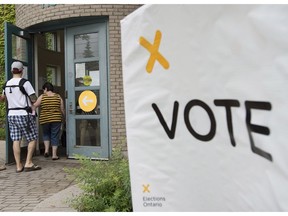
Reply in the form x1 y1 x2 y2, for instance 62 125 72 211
39 93 62 125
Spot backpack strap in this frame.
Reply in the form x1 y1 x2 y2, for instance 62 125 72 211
18 78 28 96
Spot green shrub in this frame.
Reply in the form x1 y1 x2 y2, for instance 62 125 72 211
0 5 15 129
0 127 5 140
65 146 132 212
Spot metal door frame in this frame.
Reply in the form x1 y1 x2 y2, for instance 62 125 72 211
65 22 110 159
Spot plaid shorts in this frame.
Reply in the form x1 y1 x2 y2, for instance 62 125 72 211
8 115 38 142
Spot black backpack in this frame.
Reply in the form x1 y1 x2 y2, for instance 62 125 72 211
4 78 28 95
3 78 33 131
3 78 31 111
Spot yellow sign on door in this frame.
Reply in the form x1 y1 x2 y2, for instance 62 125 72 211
83 75 92 86
78 90 97 112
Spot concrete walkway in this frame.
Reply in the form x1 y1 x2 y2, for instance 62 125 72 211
0 141 83 212
33 184 82 212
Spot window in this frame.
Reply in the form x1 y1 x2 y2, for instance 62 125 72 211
46 65 60 86
75 62 100 87
45 32 57 51
12 34 27 62
74 32 99 59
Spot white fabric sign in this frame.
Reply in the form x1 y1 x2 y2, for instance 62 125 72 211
121 5 288 211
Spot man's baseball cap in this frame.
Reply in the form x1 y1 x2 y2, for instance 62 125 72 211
11 61 24 73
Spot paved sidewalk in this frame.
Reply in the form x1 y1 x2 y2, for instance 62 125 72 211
0 154 81 212
33 184 82 212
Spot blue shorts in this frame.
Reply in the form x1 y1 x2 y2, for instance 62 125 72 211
42 122 62 146
8 115 38 142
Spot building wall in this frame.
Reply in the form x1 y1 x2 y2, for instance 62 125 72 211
15 4 142 149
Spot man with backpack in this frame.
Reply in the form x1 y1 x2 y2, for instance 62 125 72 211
0 61 41 172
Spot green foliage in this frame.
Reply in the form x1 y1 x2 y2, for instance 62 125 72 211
0 5 15 136
0 128 5 140
65 146 133 212
0 5 15 66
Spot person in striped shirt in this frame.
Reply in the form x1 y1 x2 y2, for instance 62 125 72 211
33 82 65 160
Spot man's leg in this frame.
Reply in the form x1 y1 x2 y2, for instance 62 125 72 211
25 139 36 167
13 140 23 171
23 116 41 171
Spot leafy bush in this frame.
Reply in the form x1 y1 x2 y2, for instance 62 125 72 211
0 5 15 130
0 127 5 140
65 146 132 212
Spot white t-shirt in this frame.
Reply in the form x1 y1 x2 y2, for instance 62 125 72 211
4 78 35 116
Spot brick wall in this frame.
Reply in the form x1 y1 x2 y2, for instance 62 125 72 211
15 4 142 150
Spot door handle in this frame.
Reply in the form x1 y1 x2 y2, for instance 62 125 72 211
69 102 74 114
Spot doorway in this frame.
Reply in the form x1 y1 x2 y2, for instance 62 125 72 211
34 30 66 156
5 19 110 163
66 23 109 159
36 23 110 159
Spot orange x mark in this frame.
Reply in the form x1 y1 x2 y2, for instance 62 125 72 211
143 184 150 193
139 30 170 73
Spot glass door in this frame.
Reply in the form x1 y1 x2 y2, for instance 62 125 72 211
66 23 109 159
4 22 33 163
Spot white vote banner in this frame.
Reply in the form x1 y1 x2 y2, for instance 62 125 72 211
121 5 288 211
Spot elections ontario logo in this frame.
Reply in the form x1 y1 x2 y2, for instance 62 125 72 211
142 184 166 208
